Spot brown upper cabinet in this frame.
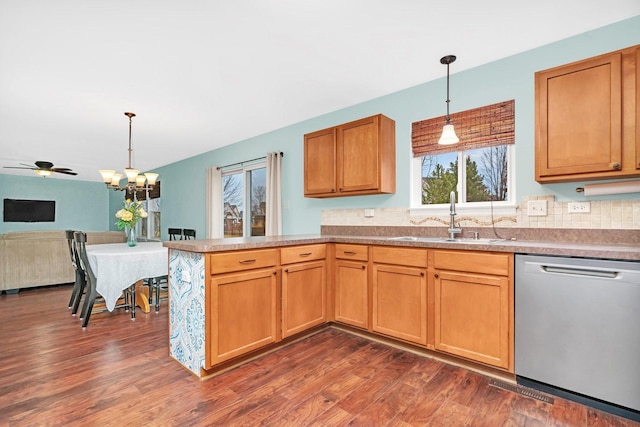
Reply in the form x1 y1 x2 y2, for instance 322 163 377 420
304 114 396 197
535 44 640 183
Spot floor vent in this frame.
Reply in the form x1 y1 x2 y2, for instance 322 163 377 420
489 379 555 404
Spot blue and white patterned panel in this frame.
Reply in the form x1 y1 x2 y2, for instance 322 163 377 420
168 249 205 377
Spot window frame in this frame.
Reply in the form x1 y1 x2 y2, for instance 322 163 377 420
410 144 517 216
221 161 267 238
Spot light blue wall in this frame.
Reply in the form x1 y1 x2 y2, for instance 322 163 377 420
0 174 110 233
5 18 638 237
154 16 640 239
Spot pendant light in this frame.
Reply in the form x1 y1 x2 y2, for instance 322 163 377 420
438 55 459 145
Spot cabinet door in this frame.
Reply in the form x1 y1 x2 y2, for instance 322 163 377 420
207 268 278 367
338 116 380 193
282 260 326 338
304 127 337 195
535 52 623 181
434 270 509 369
372 263 427 346
335 259 368 329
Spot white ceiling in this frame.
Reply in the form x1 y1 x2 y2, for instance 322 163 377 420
1 1 638 182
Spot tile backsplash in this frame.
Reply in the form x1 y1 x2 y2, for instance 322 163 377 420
321 196 640 230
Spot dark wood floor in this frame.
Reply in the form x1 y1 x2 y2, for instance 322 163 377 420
1 285 638 427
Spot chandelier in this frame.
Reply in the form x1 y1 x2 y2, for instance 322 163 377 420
99 112 159 191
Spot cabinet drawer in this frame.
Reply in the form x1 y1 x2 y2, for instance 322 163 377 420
433 250 510 276
372 246 427 268
209 249 278 275
280 244 326 265
335 244 368 261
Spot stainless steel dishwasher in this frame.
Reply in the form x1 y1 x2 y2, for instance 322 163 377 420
515 254 640 421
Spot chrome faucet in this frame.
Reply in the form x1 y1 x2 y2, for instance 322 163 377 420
448 191 462 239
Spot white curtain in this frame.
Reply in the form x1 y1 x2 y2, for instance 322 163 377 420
206 167 223 238
265 152 282 236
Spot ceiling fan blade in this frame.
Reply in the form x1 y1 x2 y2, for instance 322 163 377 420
52 167 72 171
3 166 37 170
53 169 78 176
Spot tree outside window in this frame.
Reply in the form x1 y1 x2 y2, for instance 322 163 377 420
222 166 266 237
420 145 509 205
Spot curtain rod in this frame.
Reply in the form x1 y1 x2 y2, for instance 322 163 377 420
217 151 284 171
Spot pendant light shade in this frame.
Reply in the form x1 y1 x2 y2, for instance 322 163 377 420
438 123 459 145
438 55 459 145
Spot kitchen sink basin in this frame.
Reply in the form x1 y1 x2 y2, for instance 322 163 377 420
439 238 506 244
387 236 505 244
386 236 443 242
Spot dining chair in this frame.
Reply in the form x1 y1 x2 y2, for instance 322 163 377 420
168 228 182 240
74 231 133 328
146 275 168 313
183 229 196 240
66 230 87 316
65 230 81 309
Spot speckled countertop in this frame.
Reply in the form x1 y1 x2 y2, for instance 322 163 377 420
163 229 640 261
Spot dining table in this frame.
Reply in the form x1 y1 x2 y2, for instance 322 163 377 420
85 241 168 313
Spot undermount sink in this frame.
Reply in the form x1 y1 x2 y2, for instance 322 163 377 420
439 238 506 244
387 236 505 244
386 236 442 242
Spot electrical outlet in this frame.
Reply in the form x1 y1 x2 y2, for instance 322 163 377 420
364 208 375 218
568 201 590 213
527 200 547 216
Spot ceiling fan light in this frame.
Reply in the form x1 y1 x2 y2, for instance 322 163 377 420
144 172 158 186
438 124 459 145
36 169 53 177
99 169 115 183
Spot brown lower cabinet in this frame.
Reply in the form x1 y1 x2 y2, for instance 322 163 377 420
334 244 369 329
281 260 327 338
371 246 428 346
204 243 514 374
432 250 513 371
207 267 279 367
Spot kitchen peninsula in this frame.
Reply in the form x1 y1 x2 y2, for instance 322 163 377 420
163 232 640 379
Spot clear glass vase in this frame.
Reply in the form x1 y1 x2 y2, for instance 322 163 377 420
126 226 137 247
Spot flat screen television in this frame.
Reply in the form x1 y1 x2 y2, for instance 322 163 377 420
3 198 56 222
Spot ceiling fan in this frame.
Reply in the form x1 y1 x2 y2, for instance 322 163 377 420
3 160 78 176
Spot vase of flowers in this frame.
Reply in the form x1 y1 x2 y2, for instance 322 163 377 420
115 199 147 247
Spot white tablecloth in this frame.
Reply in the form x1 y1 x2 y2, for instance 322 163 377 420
86 242 168 311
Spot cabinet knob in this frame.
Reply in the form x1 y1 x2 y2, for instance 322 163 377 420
284 269 289 273
339 188 343 192
434 273 439 279
421 272 425 277
611 162 621 170
361 265 366 270
331 188 336 192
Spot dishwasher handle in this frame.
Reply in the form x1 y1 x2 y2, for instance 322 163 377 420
542 265 618 279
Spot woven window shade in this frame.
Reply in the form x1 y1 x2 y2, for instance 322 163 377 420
412 99 515 157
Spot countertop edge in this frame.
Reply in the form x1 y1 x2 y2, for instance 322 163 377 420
163 234 640 261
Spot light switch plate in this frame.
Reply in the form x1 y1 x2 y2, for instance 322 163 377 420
364 208 375 218
527 200 547 216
